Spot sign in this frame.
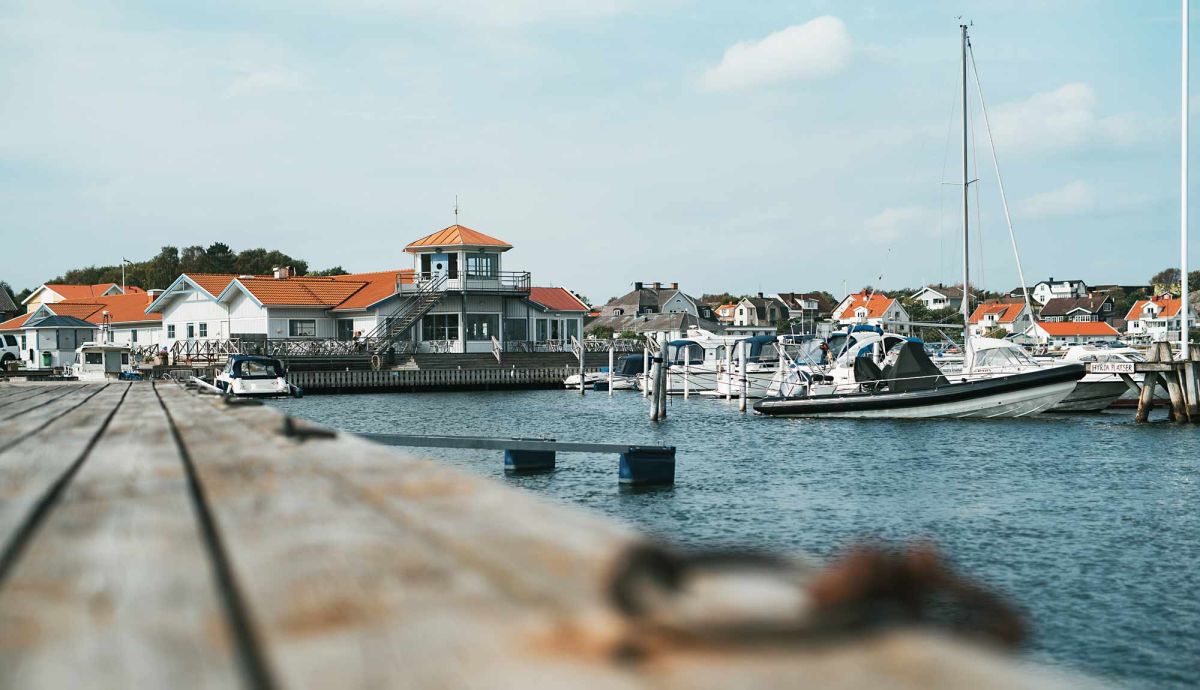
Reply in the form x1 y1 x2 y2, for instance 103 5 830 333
1087 362 1135 374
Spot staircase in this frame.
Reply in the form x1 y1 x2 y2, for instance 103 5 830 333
368 275 447 355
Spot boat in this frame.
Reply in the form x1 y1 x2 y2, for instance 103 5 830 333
638 329 741 395
214 354 298 398
711 335 793 399
562 370 608 389
755 24 1086 419
1056 345 1148 411
72 342 139 381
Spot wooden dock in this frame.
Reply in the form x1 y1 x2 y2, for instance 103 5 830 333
286 366 597 393
0 381 1078 689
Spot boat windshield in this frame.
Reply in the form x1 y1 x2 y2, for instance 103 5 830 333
972 346 1037 369
232 358 284 379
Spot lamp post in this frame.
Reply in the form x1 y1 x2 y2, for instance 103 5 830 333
102 310 111 343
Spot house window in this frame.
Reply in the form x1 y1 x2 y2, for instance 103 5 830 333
535 319 548 341
85 352 102 364
466 253 498 278
421 314 459 340
465 314 499 341
199 322 208 337
565 319 579 341
167 324 175 338
550 320 561 340
131 329 138 343
288 319 317 337
612 308 624 316
186 323 195 339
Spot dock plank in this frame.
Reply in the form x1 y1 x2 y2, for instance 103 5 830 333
0 385 84 422
155 385 1069 690
0 386 54 410
0 383 241 690
0 385 106 452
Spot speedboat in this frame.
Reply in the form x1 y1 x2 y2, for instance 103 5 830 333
754 340 1084 419
72 342 139 381
638 329 740 395
1055 345 1147 411
214 355 297 397
711 335 794 399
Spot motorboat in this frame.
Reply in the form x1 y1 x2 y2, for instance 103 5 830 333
214 355 297 397
1056 345 1147 411
72 342 139 381
638 329 740 395
754 341 1084 418
711 335 795 399
563 370 608 389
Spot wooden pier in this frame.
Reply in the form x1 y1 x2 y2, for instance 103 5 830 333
0 381 1078 689
286 365 600 394
1123 342 1200 423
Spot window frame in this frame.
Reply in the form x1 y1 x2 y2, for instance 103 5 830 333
288 319 317 338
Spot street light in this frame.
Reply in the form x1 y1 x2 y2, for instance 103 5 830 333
101 310 111 343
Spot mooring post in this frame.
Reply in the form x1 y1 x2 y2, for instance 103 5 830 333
619 446 676 486
608 342 614 397
504 449 556 472
648 336 660 421
1185 343 1200 421
1136 344 1162 423
683 350 690 399
1156 341 1188 422
642 345 650 398
578 336 585 396
724 343 733 401
656 331 668 420
738 339 748 412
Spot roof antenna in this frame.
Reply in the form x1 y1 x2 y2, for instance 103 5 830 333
454 195 459 225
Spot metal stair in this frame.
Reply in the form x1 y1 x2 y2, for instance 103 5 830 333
368 275 447 355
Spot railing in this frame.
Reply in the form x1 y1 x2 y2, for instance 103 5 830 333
367 274 448 353
160 337 415 364
491 335 502 363
580 338 643 354
503 340 571 353
399 271 531 295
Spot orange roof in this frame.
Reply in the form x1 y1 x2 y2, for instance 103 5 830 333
232 276 368 307
969 301 1026 324
1034 321 1119 336
331 270 414 311
836 292 895 320
1125 296 1182 321
405 224 512 253
42 283 123 300
528 287 589 312
186 273 242 297
0 313 32 331
50 293 162 325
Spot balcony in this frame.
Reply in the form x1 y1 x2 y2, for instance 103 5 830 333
399 271 531 295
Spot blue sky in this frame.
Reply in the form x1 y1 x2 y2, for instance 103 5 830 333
1 1 1195 302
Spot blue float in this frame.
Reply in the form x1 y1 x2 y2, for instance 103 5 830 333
619 447 676 485
504 449 556 472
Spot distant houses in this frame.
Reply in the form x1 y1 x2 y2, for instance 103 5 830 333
1024 321 1121 346
1037 295 1116 324
0 290 162 365
968 300 1031 338
909 284 974 312
831 291 910 334
1124 295 1185 343
588 282 720 335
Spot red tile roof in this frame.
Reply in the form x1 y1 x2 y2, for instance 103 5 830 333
0 313 32 331
528 287 589 312
1034 321 1120 336
233 276 369 306
405 224 512 253
51 293 162 325
41 283 124 300
331 270 413 311
969 300 1026 324
186 274 242 297
836 292 896 320
1125 296 1182 321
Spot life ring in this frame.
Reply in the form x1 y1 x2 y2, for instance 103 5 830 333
370 354 382 370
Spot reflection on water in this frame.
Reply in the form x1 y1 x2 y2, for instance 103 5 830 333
272 390 1200 689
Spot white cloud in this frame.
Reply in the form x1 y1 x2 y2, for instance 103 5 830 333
1015 180 1096 219
224 69 305 98
700 16 851 92
990 83 1142 153
863 205 947 242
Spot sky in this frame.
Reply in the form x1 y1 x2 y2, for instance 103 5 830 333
1 0 1197 303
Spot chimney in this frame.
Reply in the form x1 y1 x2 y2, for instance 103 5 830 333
634 281 643 290
652 282 661 290
757 292 764 299
273 266 290 280
670 282 678 289
146 289 163 298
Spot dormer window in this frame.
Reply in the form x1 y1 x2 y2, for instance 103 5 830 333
466 253 498 278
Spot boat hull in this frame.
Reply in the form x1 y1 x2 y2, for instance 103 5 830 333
1050 379 1132 413
753 365 1085 419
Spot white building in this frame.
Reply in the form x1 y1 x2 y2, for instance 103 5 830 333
1029 278 1088 306
20 282 135 313
967 301 1032 338
1124 295 1186 343
1023 321 1121 347
831 292 911 334
0 292 162 352
4 314 97 369
909 284 969 312
733 294 787 327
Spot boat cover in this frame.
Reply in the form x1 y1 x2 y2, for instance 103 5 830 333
882 341 947 393
853 357 883 382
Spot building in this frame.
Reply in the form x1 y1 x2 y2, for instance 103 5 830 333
3 314 97 369
0 291 163 351
1028 278 1089 306
732 293 787 328
0 289 17 321
831 291 910 334
1124 295 1185 343
909 284 973 312
20 282 140 313
774 292 833 335
967 300 1032 338
713 303 737 324
145 225 586 354
588 282 719 335
1037 295 1116 324
1023 321 1121 347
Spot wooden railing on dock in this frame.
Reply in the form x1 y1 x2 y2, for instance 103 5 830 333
0 380 1082 689
288 365 597 393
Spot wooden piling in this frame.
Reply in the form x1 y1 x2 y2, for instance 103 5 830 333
1136 344 1163 423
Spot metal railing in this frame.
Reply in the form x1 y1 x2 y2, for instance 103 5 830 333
399 271 531 294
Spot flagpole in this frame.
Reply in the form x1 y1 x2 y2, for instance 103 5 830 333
1182 0 1190 351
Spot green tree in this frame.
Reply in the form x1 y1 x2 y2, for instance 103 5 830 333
310 266 349 277
180 245 207 273
204 242 237 274
144 246 181 289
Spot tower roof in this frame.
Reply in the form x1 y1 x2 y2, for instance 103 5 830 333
405 224 512 253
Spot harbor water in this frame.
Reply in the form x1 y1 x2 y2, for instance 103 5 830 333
271 390 1200 688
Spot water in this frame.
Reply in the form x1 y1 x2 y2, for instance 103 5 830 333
271 390 1200 688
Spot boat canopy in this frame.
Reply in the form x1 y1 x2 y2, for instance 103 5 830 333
615 354 646 376
227 355 286 379
882 341 948 393
666 340 705 364
965 337 1038 372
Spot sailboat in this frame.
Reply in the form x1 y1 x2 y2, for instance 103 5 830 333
755 24 1085 419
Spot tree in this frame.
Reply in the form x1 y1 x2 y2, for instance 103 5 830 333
144 246 181 289
234 248 308 276
204 242 237 274
1 281 16 304
587 325 614 339
310 266 349 277
180 245 207 273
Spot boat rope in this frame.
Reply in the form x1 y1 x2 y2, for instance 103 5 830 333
967 38 1039 345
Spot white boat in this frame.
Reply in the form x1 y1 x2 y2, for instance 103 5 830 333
638 329 741 395
72 342 138 381
1055 345 1146 411
214 355 297 397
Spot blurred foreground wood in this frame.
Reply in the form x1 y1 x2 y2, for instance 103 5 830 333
0 382 1085 689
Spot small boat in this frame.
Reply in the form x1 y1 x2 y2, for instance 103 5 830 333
754 341 1084 418
563 370 608 389
1055 345 1148 412
638 329 741 395
214 355 298 397
72 342 139 381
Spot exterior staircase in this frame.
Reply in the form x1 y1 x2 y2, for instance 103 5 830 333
368 275 447 356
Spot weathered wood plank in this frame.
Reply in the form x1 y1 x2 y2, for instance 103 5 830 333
0 386 54 410
0 385 106 451
0 385 85 422
0 383 240 690
0 385 129 571
155 384 1069 690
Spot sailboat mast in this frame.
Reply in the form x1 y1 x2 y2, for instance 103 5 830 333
961 24 971 345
